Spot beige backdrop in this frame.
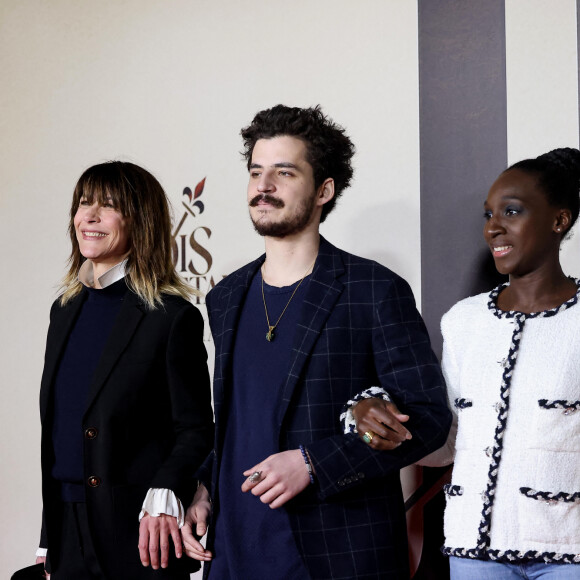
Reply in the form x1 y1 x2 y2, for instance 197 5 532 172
0 1 421 576
3 1 580 578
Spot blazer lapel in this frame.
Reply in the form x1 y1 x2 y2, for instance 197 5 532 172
277 237 345 428
84 291 144 414
40 291 88 421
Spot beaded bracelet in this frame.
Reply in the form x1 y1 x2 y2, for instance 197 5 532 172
299 444 315 485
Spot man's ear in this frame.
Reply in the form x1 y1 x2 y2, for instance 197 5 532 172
317 178 335 207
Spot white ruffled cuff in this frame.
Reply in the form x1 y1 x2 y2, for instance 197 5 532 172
340 386 392 434
138 488 185 528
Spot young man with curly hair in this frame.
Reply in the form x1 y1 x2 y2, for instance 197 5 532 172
182 105 451 579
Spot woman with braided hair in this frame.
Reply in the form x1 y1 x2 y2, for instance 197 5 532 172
348 148 580 579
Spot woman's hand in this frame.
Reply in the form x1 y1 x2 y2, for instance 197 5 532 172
181 484 213 562
138 513 182 569
36 556 50 579
353 398 412 450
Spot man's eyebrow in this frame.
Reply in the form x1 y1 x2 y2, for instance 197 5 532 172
249 162 300 169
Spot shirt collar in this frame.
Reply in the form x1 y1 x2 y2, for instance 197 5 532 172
78 259 127 289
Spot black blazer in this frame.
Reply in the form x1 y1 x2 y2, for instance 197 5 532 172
39 287 214 579
202 237 452 579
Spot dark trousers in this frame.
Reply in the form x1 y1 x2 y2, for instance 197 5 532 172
51 502 106 580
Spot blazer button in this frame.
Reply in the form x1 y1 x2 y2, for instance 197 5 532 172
87 476 101 488
85 427 98 440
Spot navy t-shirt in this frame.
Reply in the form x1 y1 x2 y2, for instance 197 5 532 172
209 270 311 579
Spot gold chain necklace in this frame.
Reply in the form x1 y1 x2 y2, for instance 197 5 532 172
261 259 316 342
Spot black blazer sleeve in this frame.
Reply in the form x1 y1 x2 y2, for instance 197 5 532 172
147 302 214 502
39 510 47 549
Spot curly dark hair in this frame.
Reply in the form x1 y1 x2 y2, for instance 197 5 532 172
508 147 580 230
241 104 355 223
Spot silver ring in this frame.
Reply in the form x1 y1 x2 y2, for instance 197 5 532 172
248 471 262 483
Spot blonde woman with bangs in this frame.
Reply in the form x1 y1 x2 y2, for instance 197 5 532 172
33 161 214 580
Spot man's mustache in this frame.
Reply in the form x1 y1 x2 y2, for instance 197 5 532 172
249 194 285 208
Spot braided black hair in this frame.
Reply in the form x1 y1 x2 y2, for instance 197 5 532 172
241 105 355 223
509 147 580 229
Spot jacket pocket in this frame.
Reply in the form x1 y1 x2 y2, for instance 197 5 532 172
529 399 580 452
537 399 580 414
518 485 580 546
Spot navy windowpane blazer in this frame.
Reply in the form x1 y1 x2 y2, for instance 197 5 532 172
201 236 451 580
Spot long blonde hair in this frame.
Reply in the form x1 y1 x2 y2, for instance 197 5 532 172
60 161 196 309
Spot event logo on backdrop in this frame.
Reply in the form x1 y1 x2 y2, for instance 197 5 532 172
172 177 224 313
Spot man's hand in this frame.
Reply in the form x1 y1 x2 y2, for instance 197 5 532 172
353 399 412 450
182 484 213 562
36 556 50 579
242 449 310 509
138 513 181 569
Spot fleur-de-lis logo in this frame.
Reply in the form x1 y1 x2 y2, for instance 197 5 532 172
182 177 206 217
172 176 223 314
173 178 206 239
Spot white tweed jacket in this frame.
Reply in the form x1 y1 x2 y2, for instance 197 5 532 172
423 285 580 564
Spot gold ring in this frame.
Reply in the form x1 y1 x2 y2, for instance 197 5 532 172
362 431 375 445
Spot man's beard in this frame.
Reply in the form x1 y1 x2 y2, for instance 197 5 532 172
249 192 317 238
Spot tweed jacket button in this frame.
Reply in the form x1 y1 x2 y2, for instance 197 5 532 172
85 427 98 440
88 475 101 488
498 357 509 368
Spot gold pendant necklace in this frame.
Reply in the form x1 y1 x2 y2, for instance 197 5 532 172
261 259 316 342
